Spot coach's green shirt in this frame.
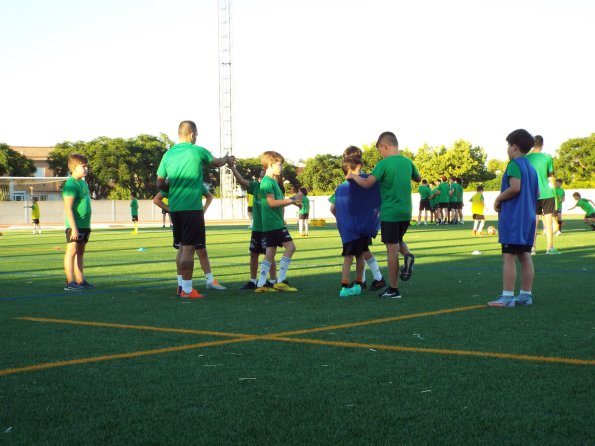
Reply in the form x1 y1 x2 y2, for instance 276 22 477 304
418 184 431 200
63 177 92 229
260 175 285 231
247 180 263 232
130 198 138 216
371 155 420 222
438 181 450 203
156 142 214 212
526 152 554 199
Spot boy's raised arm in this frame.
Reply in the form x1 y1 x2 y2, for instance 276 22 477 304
346 173 377 189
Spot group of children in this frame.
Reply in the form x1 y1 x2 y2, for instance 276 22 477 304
416 176 465 225
57 123 594 305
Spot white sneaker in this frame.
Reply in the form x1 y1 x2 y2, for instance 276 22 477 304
206 280 226 290
554 231 561 236
32 230 36 234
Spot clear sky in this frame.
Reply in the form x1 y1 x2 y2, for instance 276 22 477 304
1 0 593 162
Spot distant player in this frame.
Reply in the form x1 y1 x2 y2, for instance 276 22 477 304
298 187 310 236
429 180 440 224
25 197 42 234
228 162 278 290
455 177 464 224
553 179 565 234
568 192 595 231
470 185 486 235
247 192 254 229
161 196 172 228
130 193 139 235
488 129 538 308
347 132 421 298
63 154 94 291
437 176 450 224
526 135 559 255
417 179 432 225
255 151 303 292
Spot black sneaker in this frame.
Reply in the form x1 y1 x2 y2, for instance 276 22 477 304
79 280 94 289
400 253 415 281
370 278 386 290
240 281 257 289
379 287 401 299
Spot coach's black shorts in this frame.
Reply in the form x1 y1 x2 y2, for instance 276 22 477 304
472 214 485 221
298 213 309 220
536 198 555 215
501 243 532 254
171 210 205 249
419 198 431 211
380 221 409 244
249 231 266 254
65 228 91 244
438 202 449 209
262 227 293 249
342 236 371 257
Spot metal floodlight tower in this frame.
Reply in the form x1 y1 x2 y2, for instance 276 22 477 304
218 0 237 219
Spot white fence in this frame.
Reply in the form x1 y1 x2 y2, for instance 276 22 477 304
1 189 592 227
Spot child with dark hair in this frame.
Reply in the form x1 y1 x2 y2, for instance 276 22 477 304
488 129 539 308
553 179 565 234
417 179 432 225
568 192 595 230
298 187 310 236
470 185 486 235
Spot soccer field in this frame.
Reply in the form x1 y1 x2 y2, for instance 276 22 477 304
1 220 594 445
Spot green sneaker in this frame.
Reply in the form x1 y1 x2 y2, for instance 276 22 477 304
350 284 362 295
339 287 352 298
546 248 561 255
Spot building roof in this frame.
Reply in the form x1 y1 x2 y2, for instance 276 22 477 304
9 146 54 161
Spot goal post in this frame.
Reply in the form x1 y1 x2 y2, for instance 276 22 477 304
0 177 69 202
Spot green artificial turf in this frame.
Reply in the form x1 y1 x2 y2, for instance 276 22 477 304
0 219 593 445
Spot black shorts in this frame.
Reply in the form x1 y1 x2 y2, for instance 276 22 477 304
162 209 168 215
247 206 253 213
472 214 485 221
249 231 266 254
342 236 371 257
586 213 595 219
65 228 91 244
33 219 40 224
419 198 431 211
455 202 463 210
299 213 309 220
132 215 138 222
438 202 449 209
170 210 206 249
536 198 555 215
501 243 532 254
262 228 293 249
380 221 409 244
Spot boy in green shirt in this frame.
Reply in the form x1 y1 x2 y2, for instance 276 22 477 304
417 179 432 225
347 131 422 298
568 192 595 231
63 154 93 291
25 196 42 234
298 187 310 236
256 151 303 292
130 193 139 235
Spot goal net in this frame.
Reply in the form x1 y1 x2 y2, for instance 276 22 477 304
0 177 69 201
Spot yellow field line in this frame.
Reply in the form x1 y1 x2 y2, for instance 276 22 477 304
0 337 256 377
265 336 595 366
267 304 486 337
17 316 252 339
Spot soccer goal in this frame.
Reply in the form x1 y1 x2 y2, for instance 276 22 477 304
0 177 69 201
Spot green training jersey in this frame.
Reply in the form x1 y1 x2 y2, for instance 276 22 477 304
454 183 463 203
526 152 554 199
371 155 420 222
63 177 92 229
430 187 439 207
554 187 565 211
247 181 263 232
130 198 138 216
156 142 214 212
438 182 450 203
260 175 285 232
577 198 595 216
299 196 310 214
418 184 431 200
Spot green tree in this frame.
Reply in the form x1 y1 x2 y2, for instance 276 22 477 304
361 142 381 172
555 134 595 188
0 143 36 176
440 139 494 186
298 154 343 194
413 143 448 181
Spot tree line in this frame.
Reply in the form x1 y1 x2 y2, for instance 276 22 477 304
1 133 593 199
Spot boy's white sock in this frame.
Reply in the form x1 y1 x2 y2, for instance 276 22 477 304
478 220 485 232
278 256 291 282
182 279 193 293
473 220 479 231
177 275 183 287
257 260 272 287
520 289 532 295
205 272 214 284
298 220 303 235
304 220 309 234
366 257 383 281
502 290 514 297
250 278 257 284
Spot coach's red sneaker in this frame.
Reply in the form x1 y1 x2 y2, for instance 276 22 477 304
180 288 204 299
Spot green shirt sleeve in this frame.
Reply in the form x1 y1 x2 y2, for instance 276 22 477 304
506 159 522 181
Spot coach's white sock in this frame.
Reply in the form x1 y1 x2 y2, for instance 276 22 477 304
366 257 383 281
278 256 291 282
182 279 193 293
257 260 272 287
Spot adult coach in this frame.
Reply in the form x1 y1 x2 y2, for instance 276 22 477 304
526 135 559 255
156 120 232 298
